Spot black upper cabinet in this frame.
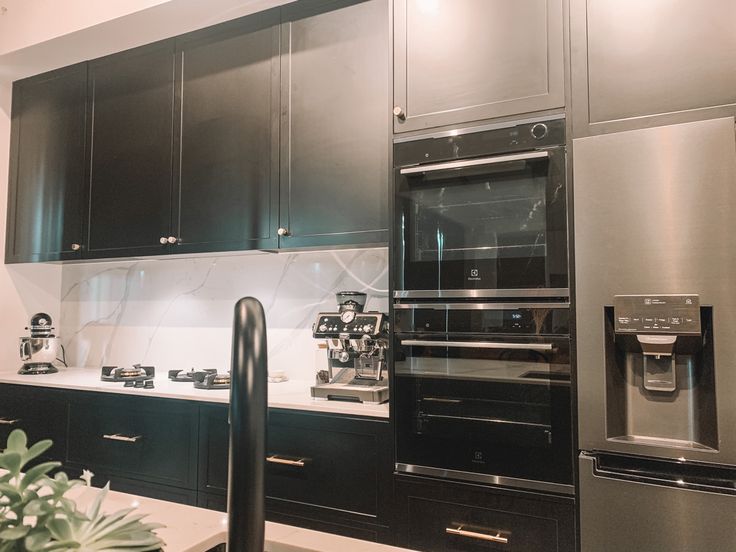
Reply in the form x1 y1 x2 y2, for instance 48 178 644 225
5 64 87 263
86 41 176 259
173 13 281 253
278 0 390 248
5 2 391 263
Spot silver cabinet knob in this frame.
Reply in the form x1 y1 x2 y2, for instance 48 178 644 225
70 243 81 251
167 236 178 244
277 227 289 237
393 106 406 121
159 237 168 245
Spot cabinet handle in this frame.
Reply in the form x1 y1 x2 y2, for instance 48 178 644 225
70 243 81 251
0 418 20 425
277 227 289 237
393 106 406 121
102 433 142 443
446 525 509 544
167 236 178 244
159 237 168 245
266 455 305 467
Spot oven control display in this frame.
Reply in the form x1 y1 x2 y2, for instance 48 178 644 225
613 294 701 335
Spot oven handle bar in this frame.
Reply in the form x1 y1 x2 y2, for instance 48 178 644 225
393 302 569 310
399 150 549 175
400 339 553 351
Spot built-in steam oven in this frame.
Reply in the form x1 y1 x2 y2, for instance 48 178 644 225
393 301 574 495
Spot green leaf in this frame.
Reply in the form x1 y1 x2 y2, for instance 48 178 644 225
23 529 52 551
5 430 27 453
0 483 21 503
0 524 30 540
0 451 22 474
46 518 73 541
23 440 53 464
19 461 61 491
23 498 52 517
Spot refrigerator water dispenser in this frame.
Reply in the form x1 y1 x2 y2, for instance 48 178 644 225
603 294 717 451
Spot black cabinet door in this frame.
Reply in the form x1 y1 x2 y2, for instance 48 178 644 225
86 41 176 259
279 0 390 248
5 64 87 263
66 394 198 489
0 385 68 466
173 13 280 254
197 404 229 495
395 476 576 552
392 0 565 133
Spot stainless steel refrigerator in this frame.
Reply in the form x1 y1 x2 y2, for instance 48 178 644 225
574 117 736 551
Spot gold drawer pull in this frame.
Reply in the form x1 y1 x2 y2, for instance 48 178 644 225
266 455 306 467
102 433 142 443
446 525 509 544
0 418 20 425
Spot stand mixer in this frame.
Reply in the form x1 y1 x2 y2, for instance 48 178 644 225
18 313 65 375
311 291 389 404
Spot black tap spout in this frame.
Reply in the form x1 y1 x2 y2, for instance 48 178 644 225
227 297 268 551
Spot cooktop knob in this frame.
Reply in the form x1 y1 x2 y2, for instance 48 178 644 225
318 324 328 332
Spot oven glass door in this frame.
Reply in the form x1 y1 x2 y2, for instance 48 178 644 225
395 147 567 295
393 305 573 489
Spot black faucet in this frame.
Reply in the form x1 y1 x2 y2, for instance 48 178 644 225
227 297 268 551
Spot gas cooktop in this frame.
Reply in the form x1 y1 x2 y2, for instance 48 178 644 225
168 368 230 389
101 364 155 382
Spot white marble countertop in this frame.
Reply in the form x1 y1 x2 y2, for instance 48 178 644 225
0 368 389 419
34 481 415 552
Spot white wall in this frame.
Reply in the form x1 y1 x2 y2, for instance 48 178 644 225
0 0 296 81
0 0 172 56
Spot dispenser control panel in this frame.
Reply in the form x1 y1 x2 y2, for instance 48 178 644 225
614 294 701 335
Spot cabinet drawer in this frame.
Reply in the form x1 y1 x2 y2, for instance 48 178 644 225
67 396 198 489
408 498 558 552
266 410 381 517
396 476 575 552
0 385 67 464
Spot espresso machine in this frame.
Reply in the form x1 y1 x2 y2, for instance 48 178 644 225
19 313 65 375
311 291 389 404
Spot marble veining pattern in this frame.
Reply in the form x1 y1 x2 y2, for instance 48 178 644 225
59 248 388 379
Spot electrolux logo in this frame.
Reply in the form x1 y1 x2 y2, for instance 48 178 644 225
468 268 481 281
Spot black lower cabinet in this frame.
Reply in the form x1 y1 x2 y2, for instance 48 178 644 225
0 385 68 465
395 476 575 552
198 405 394 543
66 394 199 490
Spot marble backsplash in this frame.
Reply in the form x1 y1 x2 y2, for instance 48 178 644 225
59 248 388 380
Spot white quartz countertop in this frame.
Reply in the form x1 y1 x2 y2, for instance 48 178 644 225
20 480 414 552
0 368 389 419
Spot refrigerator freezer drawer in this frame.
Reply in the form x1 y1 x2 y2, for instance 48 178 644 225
580 454 736 552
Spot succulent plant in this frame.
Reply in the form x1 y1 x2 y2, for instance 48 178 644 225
0 429 164 551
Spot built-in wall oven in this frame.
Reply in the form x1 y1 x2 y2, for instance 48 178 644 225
393 117 568 299
393 301 574 495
